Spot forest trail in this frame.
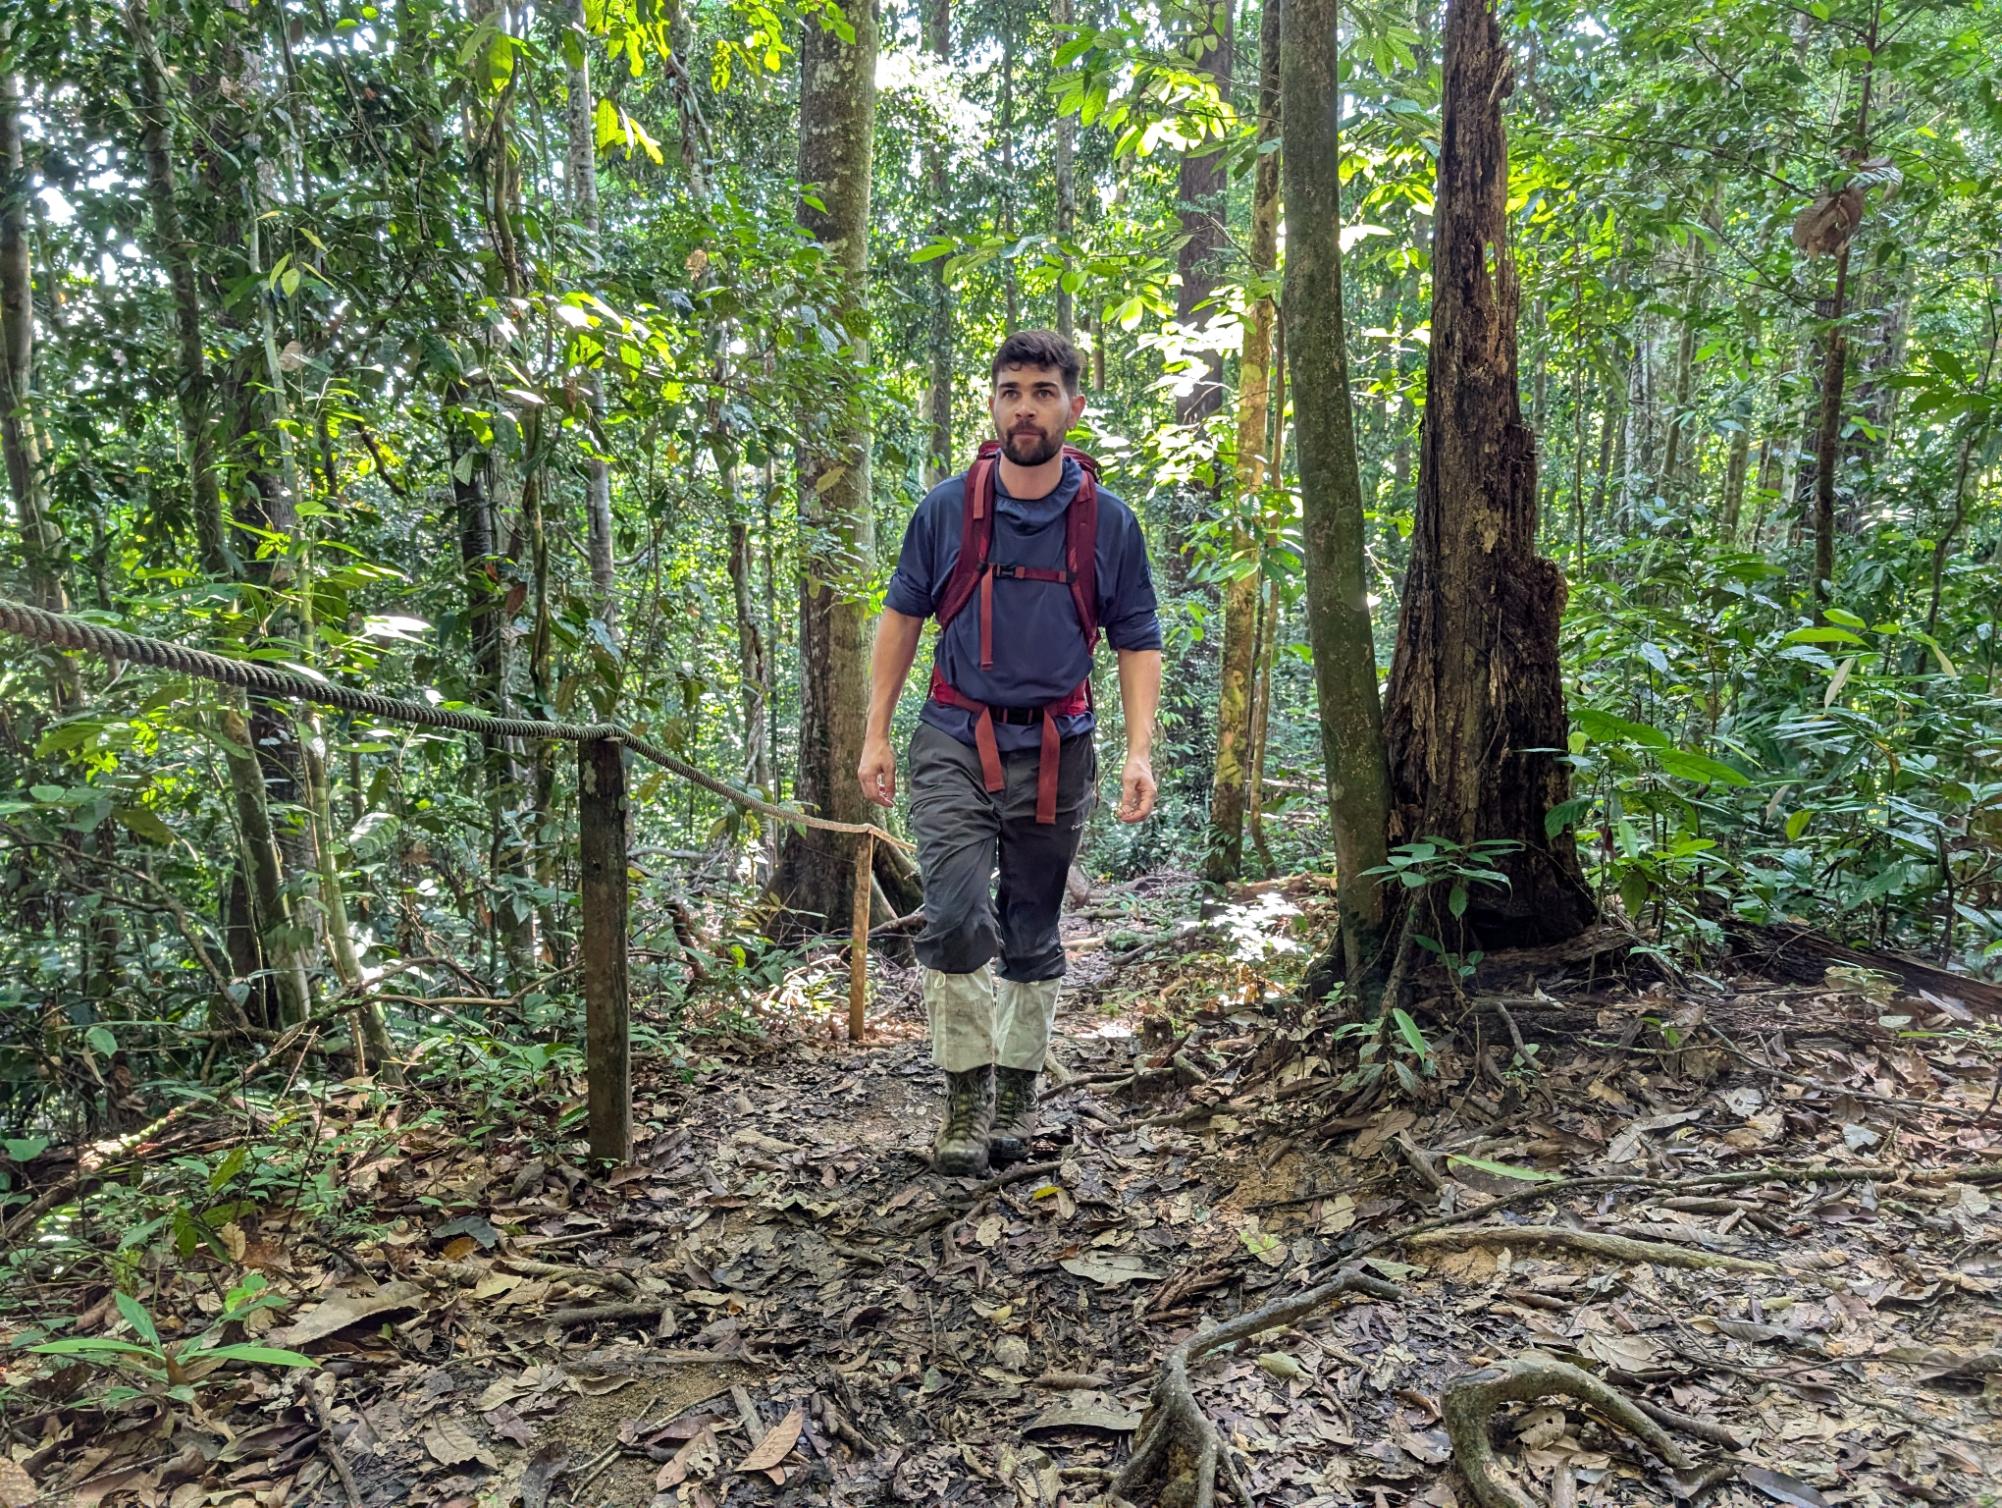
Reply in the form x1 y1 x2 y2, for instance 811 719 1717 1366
12 877 2000 1508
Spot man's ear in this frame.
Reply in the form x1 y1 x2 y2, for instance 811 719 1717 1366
1068 392 1088 429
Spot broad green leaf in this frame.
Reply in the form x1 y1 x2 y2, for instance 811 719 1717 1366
196 1344 319 1369
1446 1154 1563 1182
1781 626 1865 646
115 1293 159 1347
1391 1008 1429 1058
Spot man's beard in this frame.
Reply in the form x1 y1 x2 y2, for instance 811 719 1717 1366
1001 425 1062 466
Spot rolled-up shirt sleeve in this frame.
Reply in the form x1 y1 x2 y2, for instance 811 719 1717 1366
884 496 940 618
1099 503 1163 652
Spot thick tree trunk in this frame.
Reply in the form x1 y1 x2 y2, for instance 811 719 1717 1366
773 0 877 933
925 0 952 481
1204 0 1279 884
566 0 618 633
1283 0 1393 987
1720 412 1751 542
1380 0 1594 949
1173 0 1234 429
1 66 73 707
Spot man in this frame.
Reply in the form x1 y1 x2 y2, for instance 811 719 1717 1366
858 330 1163 1176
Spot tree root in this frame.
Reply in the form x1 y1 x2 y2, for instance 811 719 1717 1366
1443 1355 1693 1508
1408 1224 1780 1274
1111 1265 1403 1507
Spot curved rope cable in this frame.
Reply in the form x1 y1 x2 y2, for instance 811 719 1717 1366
0 596 908 850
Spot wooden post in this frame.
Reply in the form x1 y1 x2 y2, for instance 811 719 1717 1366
579 737 631 1164
848 833 873 1042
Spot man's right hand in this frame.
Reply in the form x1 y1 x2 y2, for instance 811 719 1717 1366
858 735 897 808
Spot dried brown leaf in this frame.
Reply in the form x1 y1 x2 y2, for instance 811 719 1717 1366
267 1281 428 1347
733 1406 804 1473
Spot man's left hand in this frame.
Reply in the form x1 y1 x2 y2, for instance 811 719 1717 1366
1116 754 1157 823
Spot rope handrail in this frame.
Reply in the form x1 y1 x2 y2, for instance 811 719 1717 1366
0 596 909 851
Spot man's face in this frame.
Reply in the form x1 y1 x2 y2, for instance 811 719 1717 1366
990 364 1087 466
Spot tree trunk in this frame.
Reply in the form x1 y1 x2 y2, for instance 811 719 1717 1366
566 0 618 633
1380 0 1595 949
1720 413 1751 543
1283 0 1393 988
1173 0 1234 429
0 65 74 707
773 0 877 933
1204 0 1279 884
1053 0 1076 341
925 0 953 481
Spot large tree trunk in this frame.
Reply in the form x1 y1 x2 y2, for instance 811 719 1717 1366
0 65 74 707
1204 0 1280 884
773 0 877 933
129 0 312 1027
925 0 953 481
1380 0 1594 949
1283 0 1392 987
566 0 618 634
1173 0 1234 430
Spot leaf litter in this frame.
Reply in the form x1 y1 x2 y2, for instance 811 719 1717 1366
1 873 1997 1506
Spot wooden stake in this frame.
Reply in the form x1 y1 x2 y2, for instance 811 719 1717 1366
849 833 873 1042
579 737 631 1164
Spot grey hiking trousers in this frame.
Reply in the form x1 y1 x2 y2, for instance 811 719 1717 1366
908 721 1097 983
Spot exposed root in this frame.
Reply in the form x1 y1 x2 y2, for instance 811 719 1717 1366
1443 1355 1694 1508
1112 1265 1404 1507
1408 1223 1781 1274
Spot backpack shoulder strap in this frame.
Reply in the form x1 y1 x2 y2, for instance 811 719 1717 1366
935 442 1003 626
1064 451 1101 645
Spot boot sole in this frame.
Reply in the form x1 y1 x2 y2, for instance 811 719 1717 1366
987 1134 1029 1165
933 1147 991 1177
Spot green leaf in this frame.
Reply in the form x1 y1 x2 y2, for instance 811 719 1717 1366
86 1025 117 1056
1822 607 1867 630
4 1136 50 1162
115 1293 159 1347
1445 1154 1563 1182
1571 707 1671 749
1785 808 1814 840
115 807 176 845
195 1344 319 1369
209 1145 248 1192
280 266 302 298
1781 626 1865 646
1391 1008 1429 1059
29 1338 161 1360
1447 883 1468 919
1655 749 1750 787
29 784 63 802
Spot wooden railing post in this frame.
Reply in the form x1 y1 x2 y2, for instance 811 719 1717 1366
579 736 631 1163
849 832 873 1042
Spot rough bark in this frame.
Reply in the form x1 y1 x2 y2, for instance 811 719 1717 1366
773 0 877 933
1 65 73 708
1173 0 1234 429
1283 0 1393 986
925 0 952 482
566 0 617 633
1204 0 1280 884
1380 0 1595 948
1720 408 1751 542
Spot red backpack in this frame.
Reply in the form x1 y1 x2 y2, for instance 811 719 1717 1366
928 439 1102 824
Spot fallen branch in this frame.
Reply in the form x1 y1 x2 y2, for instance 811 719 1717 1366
543 1301 669 1330
1443 1355 1693 1508
1112 1265 1403 1507
1408 1224 1780 1274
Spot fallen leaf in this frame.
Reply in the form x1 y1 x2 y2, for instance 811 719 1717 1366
424 1418 495 1469
1059 1252 1160 1287
432 1213 500 1249
1741 1465 1833 1507
1256 1352 1304 1380
267 1281 428 1347
734 1407 804 1473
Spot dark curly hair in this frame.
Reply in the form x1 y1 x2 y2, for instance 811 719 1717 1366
990 330 1083 394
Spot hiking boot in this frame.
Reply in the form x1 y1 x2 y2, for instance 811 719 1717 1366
989 1066 1040 1165
931 1067 993 1176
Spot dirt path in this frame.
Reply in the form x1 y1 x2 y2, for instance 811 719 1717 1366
11 877 2002 1507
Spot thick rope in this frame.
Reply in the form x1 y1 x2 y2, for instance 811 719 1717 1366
0 596 907 850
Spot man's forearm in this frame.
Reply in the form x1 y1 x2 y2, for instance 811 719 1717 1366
866 609 926 741
1116 648 1162 759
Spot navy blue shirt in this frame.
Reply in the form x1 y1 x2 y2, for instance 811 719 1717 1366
886 456 1163 752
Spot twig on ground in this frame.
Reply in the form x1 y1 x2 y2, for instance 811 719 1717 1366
543 1301 669 1330
895 1161 1062 1234
1443 1355 1693 1508
302 1378 363 1506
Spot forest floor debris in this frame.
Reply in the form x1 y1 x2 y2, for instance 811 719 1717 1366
3 875 2000 1506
